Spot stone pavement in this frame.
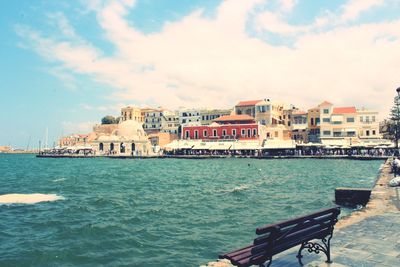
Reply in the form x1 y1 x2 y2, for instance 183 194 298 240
204 160 400 267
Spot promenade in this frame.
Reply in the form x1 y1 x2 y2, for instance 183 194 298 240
205 160 400 267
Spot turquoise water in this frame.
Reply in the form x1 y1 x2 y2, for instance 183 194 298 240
0 154 383 266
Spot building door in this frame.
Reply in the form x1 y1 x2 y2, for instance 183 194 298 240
131 143 135 152
99 143 103 151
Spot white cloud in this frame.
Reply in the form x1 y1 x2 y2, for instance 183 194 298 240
340 0 385 22
279 0 297 12
16 0 400 119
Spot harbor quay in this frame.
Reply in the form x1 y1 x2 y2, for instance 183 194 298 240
204 160 400 267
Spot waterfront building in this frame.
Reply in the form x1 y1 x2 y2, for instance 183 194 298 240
143 108 179 134
178 108 201 127
315 102 382 146
161 111 180 134
264 124 292 140
291 110 308 143
357 108 380 140
147 132 178 149
199 109 232 125
235 100 262 117
120 106 144 123
91 120 152 156
307 105 322 142
182 114 264 141
235 99 288 126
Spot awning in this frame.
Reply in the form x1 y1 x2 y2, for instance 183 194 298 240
230 141 261 150
209 142 232 150
263 140 296 149
192 142 212 150
164 140 196 150
321 139 349 147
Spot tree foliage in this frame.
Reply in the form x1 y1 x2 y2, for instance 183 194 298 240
389 95 400 145
101 115 117 125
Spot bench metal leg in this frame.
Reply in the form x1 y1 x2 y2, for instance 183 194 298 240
259 257 272 267
296 233 333 265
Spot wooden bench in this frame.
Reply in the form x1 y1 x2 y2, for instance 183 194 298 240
219 206 341 267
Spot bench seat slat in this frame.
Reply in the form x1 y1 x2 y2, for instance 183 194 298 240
256 208 339 235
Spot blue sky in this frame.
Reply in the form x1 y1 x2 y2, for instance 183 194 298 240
1 0 400 148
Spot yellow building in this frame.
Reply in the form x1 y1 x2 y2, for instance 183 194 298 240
121 106 144 123
357 108 380 139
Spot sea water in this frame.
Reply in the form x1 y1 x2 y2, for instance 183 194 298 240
0 154 383 266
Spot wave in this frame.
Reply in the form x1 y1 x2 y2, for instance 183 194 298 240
217 184 250 194
0 193 64 205
52 178 66 182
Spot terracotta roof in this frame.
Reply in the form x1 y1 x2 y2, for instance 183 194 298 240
332 107 356 114
213 114 255 122
235 100 263 107
318 101 333 107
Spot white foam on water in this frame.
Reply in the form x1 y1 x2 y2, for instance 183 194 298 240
52 178 66 182
217 184 250 194
0 193 64 205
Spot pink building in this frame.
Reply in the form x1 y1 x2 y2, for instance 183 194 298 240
182 115 263 141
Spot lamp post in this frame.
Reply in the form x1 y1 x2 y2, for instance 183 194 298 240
396 87 400 149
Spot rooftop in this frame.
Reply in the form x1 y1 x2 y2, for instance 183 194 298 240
318 100 333 107
213 114 255 122
333 106 357 114
235 100 263 107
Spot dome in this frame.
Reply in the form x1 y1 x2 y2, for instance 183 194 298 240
115 120 146 139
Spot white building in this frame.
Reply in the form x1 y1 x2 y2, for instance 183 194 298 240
143 109 179 134
178 108 201 127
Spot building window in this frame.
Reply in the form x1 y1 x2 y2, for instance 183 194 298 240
241 129 245 136
232 129 237 136
372 130 376 135
274 131 278 138
253 129 257 136
311 118 314 126
347 131 356 137
247 129 251 137
323 118 330 123
372 116 376 122
185 130 190 139
360 116 363 122
203 130 208 137
366 130 370 136
213 129 217 137
222 129 227 136
316 118 320 125
347 117 355 123
323 109 329 114
323 131 331 136
366 116 370 123
194 130 199 139
333 132 342 137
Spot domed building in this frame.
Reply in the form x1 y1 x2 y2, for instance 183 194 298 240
91 120 152 156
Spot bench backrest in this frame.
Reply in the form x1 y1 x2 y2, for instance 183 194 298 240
251 207 340 258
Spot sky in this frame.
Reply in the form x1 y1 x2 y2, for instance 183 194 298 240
1 0 400 148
